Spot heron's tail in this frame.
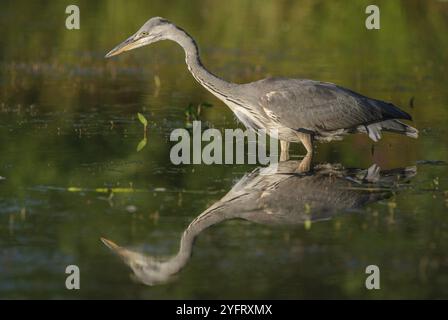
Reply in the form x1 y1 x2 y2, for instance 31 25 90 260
359 120 418 141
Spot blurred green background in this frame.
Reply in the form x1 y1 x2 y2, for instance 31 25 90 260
0 0 447 299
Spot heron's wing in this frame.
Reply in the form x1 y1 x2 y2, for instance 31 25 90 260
258 80 411 132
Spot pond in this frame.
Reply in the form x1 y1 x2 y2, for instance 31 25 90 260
0 0 448 299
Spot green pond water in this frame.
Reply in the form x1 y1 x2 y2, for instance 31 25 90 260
1 0 448 299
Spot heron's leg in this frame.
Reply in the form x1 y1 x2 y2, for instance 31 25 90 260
297 132 314 155
296 132 313 172
280 140 290 161
298 152 312 173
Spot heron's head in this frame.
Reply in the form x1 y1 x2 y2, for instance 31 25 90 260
105 17 175 58
101 237 178 286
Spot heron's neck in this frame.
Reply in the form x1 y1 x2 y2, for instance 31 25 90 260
169 28 236 100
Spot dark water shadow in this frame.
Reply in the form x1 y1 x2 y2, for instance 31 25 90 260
101 158 417 286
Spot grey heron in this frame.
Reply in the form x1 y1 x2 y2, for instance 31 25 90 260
101 159 416 286
106 17 418 157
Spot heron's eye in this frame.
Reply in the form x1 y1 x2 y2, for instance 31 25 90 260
140 31 149 37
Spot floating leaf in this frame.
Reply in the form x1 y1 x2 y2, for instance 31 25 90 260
137 112 148 128
137 137 147 152
67 187 139 193
67 187 82 192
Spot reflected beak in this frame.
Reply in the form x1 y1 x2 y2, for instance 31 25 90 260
100 237 141 263
101 237 122 250
105 35 137 58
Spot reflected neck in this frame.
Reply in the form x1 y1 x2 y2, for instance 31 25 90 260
164 201 240 274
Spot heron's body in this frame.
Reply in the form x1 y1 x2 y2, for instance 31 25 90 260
222 78 416 143
106 17 418 155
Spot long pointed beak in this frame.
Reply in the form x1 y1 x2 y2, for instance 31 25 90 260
101 237 122 250
105 36 136 58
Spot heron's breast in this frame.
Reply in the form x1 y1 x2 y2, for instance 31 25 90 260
224 99 263 130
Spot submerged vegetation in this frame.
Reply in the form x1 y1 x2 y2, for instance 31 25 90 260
136 112 148 152
184 102 213 128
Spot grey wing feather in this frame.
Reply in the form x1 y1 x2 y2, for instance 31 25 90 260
257 79 412 132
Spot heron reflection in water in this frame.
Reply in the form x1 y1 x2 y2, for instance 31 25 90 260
101 158 416 285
